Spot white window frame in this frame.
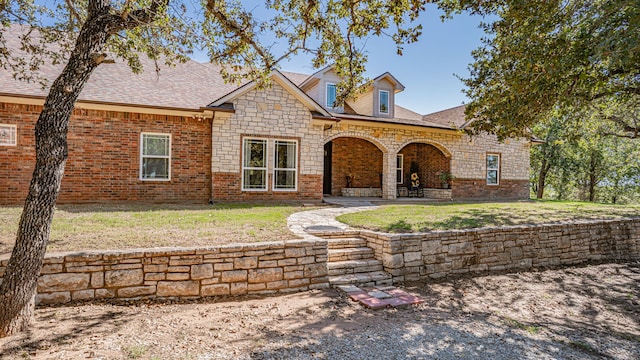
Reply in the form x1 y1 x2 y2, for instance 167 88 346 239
396 154 404 184
486 153 500 185
326 83 337 108
379 90 390 114
273 139 298 192
140 132 171 181
0 124 17 146
242 137 268 191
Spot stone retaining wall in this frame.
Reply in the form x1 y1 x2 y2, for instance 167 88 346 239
0 240 328 305
358 218 640 282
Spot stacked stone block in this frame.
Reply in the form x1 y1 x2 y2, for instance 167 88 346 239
0 240 328 305
357 218 640 282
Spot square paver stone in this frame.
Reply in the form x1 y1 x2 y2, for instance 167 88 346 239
386 289 411 297
337 285 364 293
348 292 371 301
375 285 396 291
360 297 389 309
395 295 424 305
368 290 393 299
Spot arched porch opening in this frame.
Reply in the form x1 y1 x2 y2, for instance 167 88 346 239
324 137 384 197
397 142 451 194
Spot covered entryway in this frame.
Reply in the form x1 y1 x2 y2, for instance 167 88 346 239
397 142 451 198
323 137 384 197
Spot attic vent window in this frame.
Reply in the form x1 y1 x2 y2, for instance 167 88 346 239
326 83 337 108
379 90 389 114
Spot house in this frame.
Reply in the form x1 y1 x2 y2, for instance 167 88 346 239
0 39 532 205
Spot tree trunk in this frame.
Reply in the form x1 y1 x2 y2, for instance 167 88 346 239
536 157 549 199
588 151 598 202
0 10 111 337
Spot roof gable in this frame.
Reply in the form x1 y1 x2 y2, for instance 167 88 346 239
372 72 405 93
208 70 331 117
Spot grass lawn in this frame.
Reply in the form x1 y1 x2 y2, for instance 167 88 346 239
336 200 640 233
0 203 309 255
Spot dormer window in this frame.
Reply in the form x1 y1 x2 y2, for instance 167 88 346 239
326 83 337 108
379 90 389 114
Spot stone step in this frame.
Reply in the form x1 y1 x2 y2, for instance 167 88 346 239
329 271 393 287
328 247 375 262
326 237 367 249
327 259 384 276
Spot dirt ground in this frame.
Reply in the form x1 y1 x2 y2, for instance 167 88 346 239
1 262 639 360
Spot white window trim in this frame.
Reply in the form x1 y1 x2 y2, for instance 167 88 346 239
486 153 500 185
0 124 17 146
379 90 390 115
326 83 337 108
273 139 299 192
242 137 269 191
140 132 171 181
396 154 404 184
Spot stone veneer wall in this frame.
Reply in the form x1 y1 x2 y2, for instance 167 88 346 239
0 240 328 305
339 218 639 282
323 124 531 200
211 82 325 201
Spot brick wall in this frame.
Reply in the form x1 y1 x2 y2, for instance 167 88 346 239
398 143 450 188
330 137 383 196
212 173 323 201
0 240 328 305
452 179 530 200
0 102 212 205
357 218 640 282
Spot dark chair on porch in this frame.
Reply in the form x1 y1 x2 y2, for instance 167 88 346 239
407 173 424 198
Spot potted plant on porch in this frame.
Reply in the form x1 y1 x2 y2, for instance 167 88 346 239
438 171 454 189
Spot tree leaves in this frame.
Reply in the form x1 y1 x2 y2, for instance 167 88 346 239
439 0 640 140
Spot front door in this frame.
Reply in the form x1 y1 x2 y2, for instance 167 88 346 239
323 142 332 195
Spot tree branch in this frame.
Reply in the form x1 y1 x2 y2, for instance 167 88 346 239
205 1 273 69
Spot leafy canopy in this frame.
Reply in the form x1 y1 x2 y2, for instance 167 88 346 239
1 0 427 100
438 0 640 140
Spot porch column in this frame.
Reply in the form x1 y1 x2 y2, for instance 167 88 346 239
382 152 397 199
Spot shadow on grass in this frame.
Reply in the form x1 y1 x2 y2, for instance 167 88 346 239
55 202 310 214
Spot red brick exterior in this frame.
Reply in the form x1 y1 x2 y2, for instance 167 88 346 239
0 102 212 204
397 143 450 189
329 137 383 196
212 172 322 201
452 179 530 200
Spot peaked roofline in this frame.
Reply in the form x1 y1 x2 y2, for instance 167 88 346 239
298 64 336 89
372 72 405 92
209 70 332 117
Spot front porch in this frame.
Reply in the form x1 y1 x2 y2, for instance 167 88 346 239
323 136 453 200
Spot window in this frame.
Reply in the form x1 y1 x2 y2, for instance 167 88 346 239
140 133 170 180
396 154 404 184
0 124 17 146
274 140 298 190
326 83 337 108
242 138 268 190
379 90 389 114
486 153 500 185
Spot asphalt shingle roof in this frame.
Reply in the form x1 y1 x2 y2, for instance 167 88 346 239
2 25 465 130
421 105 467 128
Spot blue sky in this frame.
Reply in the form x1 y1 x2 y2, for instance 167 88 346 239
189 4 489 116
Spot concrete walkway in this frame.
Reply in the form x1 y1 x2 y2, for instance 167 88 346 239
287 199 378 240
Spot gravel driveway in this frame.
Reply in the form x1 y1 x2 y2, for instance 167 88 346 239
1 262 638 359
